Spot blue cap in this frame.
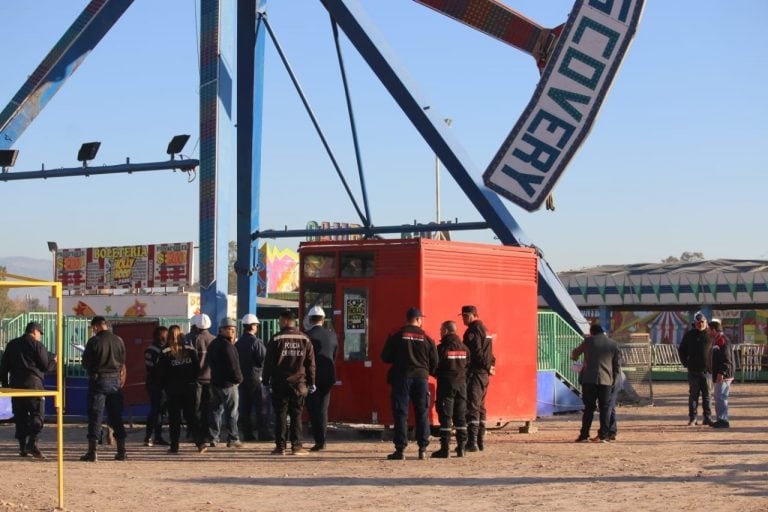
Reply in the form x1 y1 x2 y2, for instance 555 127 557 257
406 307 425 320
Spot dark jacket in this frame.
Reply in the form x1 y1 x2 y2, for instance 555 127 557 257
678 327 711 374
235 332 267 383
263 327 316 388
144 341 166 387
306 324 338 388
160 346 199 387
436 333 469 385
571 333 620 386
207 336 243 388
0 334 54 389
711 332 733 379
463 319 495 373
194 328 215 383
82 330 125 378
381 324 438 382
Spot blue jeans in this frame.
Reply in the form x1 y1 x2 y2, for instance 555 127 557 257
210 385 239 442
713 379 732 421
390 377 430 451
87 376 126 441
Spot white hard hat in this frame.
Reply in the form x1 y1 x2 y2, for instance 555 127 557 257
308 305 325 317
194 313 212 330
241 313 260 325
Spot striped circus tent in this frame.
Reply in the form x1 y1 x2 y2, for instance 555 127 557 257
647 311 688 346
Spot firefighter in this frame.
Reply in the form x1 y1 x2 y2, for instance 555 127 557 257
461 305 495 452
432 320 470 458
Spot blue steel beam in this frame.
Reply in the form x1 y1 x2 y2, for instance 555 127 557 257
0 0 135 149
319 0 588 334
235 0 267 319
200 0 237 330
0 159 198 182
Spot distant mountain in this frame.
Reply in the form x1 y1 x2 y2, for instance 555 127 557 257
0 256 53 302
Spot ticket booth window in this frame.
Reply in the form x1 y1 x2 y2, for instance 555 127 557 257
303 284 335 325
343 288 368 361
340 253 374 278
303 254 336 278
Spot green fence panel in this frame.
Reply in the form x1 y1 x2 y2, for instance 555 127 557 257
537 311 584 388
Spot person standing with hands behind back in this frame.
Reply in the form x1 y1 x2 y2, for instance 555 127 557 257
305 305 338 452
461 305 495 452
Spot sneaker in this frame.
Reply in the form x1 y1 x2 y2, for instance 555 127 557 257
271 447 286 455
687 419 697 426
575 436 590 443
418 449 427 460
711 420 730 429
607 434 617 442
590 436 607 443
387 450 405 460
309 444 326 452
143 439 153 447
291 446 308 455
227 440 244 448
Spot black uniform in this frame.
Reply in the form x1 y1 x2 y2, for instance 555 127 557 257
160 345 199 450
82 329 127 442
678 327 712 423
144 341 167 443
381 325 438 453
263 327 315 451
463 319 495 449
0 334 54 449
434 333 469 455
306 324 338 449
236 331 268 440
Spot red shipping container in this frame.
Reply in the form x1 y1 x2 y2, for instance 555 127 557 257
299 238 538 426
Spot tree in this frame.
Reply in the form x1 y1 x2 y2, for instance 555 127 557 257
0 266 20 319
662 252 705 264
228 241 237 293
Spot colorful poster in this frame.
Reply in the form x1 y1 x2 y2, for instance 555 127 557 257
56 242 193 292
345 293 367 332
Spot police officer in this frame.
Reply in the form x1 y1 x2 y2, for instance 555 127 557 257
80 316 128 461
461 305 495 452
304 305 338 451
381 307 438 460
143 325 169 447
236 313 267 441
263 309 316 456
432 320 469 458
0 321 55 458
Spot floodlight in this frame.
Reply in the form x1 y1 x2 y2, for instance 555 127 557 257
77 142 101 167
166 134 190 159
47 241 58 252
0 149 19 172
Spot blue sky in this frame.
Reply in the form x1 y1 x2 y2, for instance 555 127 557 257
1 0 766 273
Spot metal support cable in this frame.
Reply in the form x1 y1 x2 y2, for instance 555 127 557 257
330 16 372 229
260 14 369 227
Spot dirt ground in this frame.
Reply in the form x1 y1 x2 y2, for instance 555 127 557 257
0 382 766 512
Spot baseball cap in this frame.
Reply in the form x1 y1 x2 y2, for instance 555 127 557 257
219 317 237 328
241 313 260 325
460 305 478 315
25 321 44 335
193 313 212 330
308 305 325 317
406 307 425 320
693 311 707 323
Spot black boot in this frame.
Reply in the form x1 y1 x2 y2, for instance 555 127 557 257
18 437 28 457
80 439 98 462
465 424 478 452
477 423 486 451
431 432 450 458
455 428 467 458
115 438 128 461
26 437 45 459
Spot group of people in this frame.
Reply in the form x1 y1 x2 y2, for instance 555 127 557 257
381 305 495 460
571 310 735 444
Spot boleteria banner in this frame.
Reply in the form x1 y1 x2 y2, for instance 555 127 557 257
484 0 645 211
56 242 193 292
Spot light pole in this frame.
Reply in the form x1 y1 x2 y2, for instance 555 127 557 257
47 241 58 284
435 118 452 227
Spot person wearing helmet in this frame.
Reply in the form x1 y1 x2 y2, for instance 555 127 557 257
191 313 216 447
236 313 268 441
304 305 338 451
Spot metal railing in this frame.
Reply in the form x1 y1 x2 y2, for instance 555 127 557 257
537 311 584 388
